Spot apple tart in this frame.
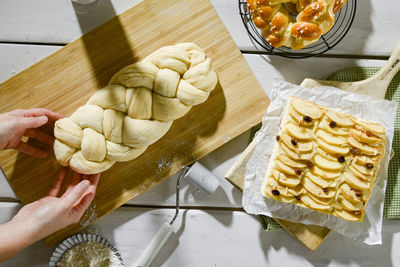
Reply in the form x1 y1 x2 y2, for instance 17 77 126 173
261 97 386 222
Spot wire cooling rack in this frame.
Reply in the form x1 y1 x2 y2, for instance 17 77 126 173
239 0 357 58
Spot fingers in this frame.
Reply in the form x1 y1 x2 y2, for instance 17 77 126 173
15 141 48 158
72 192 95 217
47 168 67 197
80 174 100 200
11 109 64 132
77 173 100 198
13 108 64 122
65 171 83 195
24 128 54 146
14 116 48 130
62 180 90 207
88 173 100 187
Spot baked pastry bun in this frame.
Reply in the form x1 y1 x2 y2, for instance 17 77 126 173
247 0 348 50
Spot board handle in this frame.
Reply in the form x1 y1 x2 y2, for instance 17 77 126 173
368 42 400 83
132 222 174 267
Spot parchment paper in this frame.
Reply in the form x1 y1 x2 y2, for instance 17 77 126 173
242 79 398 245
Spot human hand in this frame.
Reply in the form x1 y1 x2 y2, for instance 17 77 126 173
0 108 64 158
11 168 100 242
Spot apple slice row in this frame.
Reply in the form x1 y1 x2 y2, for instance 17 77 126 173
262 97 386 223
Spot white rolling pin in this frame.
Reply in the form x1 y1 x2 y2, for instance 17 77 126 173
71 0 98 4
185 162 220 195
131 222 174 267
131 162 219 267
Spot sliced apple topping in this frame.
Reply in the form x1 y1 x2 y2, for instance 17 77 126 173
288 105 303 123
307 192 334 205
325 110 354 127
275 160 298 176
286 115 299 126
339 183 362 203
321 117 350 136
305 172 333 188
316 147 338 162
333 209 362 222
313 154 344 171
348 136 381 156
317 137 350 155
340 197 363 212
278 154 307 168
352 118 386 136
287 184 304 196
286 122 313 140
350 129 382 144
301 195 331 211
316 129 347 146
279 142 300 160
278 195 298 204
312 165 341 180
303 176 335 199
343 171 370 191
264 178 296 199
353 155 376 166
272 168 301 187
279 142 313 161
350 161 374 177
261 97 385 222
348 165 373 181
290 97 324 119
280 132 313 153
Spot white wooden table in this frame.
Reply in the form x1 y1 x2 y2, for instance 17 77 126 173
0 1 399 266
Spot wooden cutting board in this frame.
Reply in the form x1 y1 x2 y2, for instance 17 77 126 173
0 0 268 246
225 42 400 251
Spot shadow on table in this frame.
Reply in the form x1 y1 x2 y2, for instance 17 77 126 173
258 220 399 267
87 207 186 267
72 0 139 87
151 209 189 267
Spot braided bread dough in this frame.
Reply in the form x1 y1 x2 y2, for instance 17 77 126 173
54 43 218 174
247 0 348 50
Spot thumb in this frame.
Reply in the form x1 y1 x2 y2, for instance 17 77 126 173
62 180 90 207
16 116 48 130
72 192 95 217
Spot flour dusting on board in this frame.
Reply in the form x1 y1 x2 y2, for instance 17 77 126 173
156 158 172 180
80 203 98 228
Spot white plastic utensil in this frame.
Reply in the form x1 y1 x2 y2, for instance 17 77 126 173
132 222 174 267
72 0 98 4
132 162 219 267
185 162 220 195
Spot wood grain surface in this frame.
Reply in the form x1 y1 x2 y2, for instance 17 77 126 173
0 0 268 246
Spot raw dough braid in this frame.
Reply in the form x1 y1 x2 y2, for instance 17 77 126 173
53 43 218 174
247 0 347 50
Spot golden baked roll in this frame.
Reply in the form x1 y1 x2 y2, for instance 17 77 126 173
247 0 348 50
261 97 386 222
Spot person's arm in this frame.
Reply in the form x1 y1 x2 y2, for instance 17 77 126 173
0 217 40 261
0 108 63 157
0 169 100 262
